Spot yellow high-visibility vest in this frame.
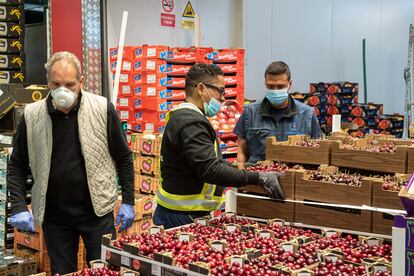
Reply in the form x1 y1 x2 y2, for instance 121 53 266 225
155 103 225 212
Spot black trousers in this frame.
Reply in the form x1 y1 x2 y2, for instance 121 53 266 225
42 212 116 275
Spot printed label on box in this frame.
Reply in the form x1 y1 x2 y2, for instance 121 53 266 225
147 74 156 84
120 98 129 106
147 60 156 70
121 255 130 267
120 74 129 83
123 61 131 71
147 87 156 96
121 85 131 94
147 48 156 57
152 264 161 276
120 111 129 120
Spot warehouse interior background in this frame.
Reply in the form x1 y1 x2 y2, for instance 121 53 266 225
107 0 414 114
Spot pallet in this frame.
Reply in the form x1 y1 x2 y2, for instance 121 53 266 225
371 176 407 210
294 202 372 233
265 136 330 165
238 170 295 200
330 141 408 173
295 170 372 206
236 194 294 222
372 212 394 236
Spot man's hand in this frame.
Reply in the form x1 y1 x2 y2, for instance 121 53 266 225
257 172 285 200
115 204 135 232
10 211 35 232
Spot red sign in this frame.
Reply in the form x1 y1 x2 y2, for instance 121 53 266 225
162 0 174 13
161 13 176 27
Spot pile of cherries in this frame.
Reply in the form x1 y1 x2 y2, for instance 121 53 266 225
308 171 363 187
313 258 366 275
294 140 321 147
109 215 392 275
382 175 408 192
343 142 397 153
244 163 290 173
61 267 120 276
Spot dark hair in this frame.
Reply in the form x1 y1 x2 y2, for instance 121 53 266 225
185 63 224 97
264 61 291 80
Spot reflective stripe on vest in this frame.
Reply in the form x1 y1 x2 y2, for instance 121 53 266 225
156 102 225 212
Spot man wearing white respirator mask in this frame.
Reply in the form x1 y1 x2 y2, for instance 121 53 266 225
154 63 284 229
7 52 135 274
234 61 322 168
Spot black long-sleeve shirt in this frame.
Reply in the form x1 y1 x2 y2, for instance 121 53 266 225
160 107 260 198
8 93 134 224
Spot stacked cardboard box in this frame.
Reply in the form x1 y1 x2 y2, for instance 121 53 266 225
14 226 86 275
111 45 245 139
0 0 25 85
0 152 12 250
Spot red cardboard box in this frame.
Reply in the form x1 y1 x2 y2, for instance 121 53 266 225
109 46 138 61
206 48 245 62
135 45 168 59
160 76 186 88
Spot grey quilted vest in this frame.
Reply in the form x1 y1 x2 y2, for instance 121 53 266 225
24 91 118 225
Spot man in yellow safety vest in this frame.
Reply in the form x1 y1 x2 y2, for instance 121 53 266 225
154 63 284 229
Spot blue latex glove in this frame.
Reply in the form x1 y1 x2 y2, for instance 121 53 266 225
115 203 135 232
10 211 35 233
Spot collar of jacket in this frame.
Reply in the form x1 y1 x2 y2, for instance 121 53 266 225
259 94 298 118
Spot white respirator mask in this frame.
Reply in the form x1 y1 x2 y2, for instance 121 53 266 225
51 86 77 109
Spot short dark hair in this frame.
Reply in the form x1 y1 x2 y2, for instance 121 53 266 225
185 63 224 97
264 61 291 80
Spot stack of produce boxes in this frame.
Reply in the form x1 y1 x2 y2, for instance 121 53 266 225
0 0 25 84
308 81 359 130
111 45 246 159
111 45 209 136
376 113 404 138
0 152 12 251
120 132 160 236
14 226 86 275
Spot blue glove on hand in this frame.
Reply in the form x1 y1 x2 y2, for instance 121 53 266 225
10 211 35 233
115 203 135 232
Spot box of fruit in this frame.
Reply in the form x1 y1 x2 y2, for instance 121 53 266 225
295 166 372 206
265 135 331 166
330 138 410 173
371 173 409 210
239 161 297 199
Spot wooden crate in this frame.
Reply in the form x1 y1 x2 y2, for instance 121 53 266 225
295 170 372 206
330 141 408 173
238 170 295 200
407 147 414 173
294 202 372 233
372 212 394 236
371 175 407 210
236 194 294 222
265 136 330 165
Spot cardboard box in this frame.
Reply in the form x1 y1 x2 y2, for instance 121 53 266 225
14 226 46 251
0 21 24 38
0 70 25 83
160 76 186 88
0 53 24 69
0 5 24 22
206 48 244 62
0 83 16 118
11 86 48 103
0 37 22 53
135 173 159 195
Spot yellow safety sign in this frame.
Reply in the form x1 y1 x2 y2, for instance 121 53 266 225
182 1 195 18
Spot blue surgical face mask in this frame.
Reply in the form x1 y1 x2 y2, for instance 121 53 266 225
202 86 222 117
266 88 289 106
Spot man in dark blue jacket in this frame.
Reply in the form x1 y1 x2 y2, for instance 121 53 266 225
234 61 322 166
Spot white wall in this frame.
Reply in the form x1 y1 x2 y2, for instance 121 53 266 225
244 0 414 114
107 0 243 49
107 0 414 114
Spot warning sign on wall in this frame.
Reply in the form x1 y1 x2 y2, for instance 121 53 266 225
162 0 174 13
182 1 195 18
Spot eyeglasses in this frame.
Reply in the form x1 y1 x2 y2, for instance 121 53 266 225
202 83 226 97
